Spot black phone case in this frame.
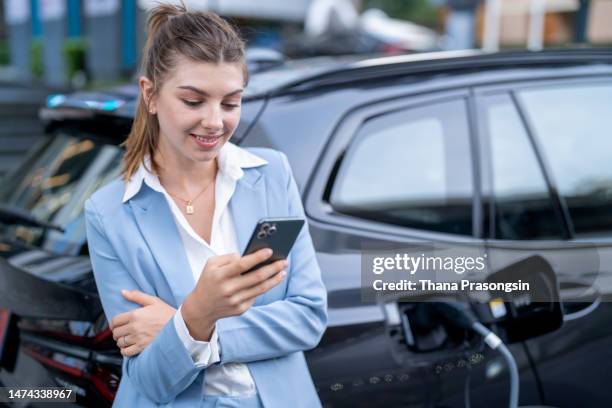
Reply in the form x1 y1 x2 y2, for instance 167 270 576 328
242 217 304 273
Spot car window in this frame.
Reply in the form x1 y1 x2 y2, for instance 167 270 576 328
517 83 612 238
0 133 123 253
483 94 565 240
330 98 473 235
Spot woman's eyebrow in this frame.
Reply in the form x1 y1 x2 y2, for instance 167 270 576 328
177 85 243 97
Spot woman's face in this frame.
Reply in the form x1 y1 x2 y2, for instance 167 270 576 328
141 55 244 165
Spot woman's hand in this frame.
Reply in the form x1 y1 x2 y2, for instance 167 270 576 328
110 290 176 357
182 248 287 341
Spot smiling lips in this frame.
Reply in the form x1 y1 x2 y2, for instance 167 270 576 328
190 133 223 148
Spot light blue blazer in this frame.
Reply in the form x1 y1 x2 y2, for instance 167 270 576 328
84 148 327 407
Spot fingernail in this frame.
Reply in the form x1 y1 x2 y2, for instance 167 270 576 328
121 289 127 296
280 270 287 278
283 260 289 268
264 248 273 256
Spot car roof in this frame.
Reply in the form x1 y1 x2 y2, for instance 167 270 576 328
40 47 612 123
270 48 612 93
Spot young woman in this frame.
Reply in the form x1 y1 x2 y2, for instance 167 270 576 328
84 3 327 407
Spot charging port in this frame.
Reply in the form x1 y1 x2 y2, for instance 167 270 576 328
385 301 482 367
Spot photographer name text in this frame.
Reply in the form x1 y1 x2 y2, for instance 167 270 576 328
372 279 530 293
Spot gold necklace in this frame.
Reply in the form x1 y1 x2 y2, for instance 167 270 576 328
165 178 215 215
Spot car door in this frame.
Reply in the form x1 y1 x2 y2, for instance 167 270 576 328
474 76 612 408
303 88 541 407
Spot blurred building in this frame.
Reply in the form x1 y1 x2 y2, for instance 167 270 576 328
139 0 313 21
476 0 612 49
0 0 610 87
587 0 612 43
0 0 319 86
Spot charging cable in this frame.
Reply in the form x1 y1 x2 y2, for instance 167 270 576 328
431 302 519 408
471 321 519 408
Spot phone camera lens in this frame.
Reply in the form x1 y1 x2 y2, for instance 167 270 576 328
257 223 270 239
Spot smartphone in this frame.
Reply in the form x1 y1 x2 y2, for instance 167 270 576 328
241 217 305 274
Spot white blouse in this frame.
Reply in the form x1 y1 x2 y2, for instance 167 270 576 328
121 142 268 396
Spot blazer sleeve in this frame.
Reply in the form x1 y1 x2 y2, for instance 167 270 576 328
84 199 204 404
216 151 328 363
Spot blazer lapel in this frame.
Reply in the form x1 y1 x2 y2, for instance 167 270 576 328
230 168 268 255
129 187 194 306
230 168 268 306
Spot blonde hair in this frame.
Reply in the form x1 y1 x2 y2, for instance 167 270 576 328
121 1 247 182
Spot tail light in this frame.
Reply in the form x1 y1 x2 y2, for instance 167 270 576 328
0 308 17 371
17 316 121 405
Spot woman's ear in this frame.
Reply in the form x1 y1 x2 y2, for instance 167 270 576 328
139 76 157 114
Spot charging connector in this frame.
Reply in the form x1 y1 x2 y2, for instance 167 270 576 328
431 301 519 408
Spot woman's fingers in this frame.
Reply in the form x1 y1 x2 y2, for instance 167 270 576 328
207 253 241 268
120 343 142 357
112 322 131 341
108 291 177 357
235 259 287 291
115 334 145 357
114 333 134 349
110 311 131 331
187 249 286 324
209 257 287 316
236 269 286 304
121 289 157 306
225 248 273 276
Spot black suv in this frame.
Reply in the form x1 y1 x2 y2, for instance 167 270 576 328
1 49 612 407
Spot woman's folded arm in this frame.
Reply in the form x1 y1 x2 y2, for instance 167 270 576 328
85 199 206 404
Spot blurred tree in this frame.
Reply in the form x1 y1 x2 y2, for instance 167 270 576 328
30 39 43 78
0 41 9 65
363 0 438 27
63 38 87 81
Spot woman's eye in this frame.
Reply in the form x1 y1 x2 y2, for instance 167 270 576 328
182 99 202 107
223 103 240 109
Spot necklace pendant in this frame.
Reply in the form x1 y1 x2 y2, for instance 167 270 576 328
186 201 194 215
